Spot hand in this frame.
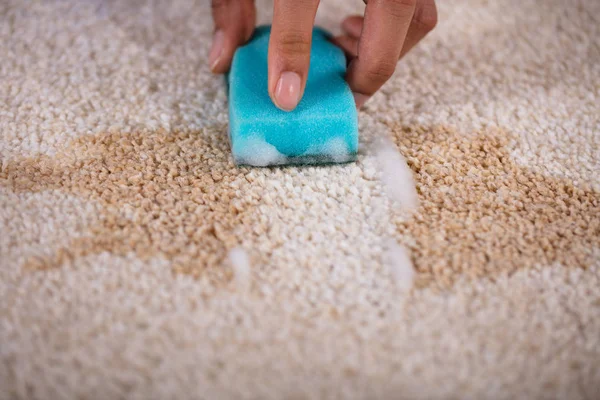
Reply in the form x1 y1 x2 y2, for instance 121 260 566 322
209 0 437 111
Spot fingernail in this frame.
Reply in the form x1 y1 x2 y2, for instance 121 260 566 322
353 92 370 109
209 30 224 72
274 71 302 111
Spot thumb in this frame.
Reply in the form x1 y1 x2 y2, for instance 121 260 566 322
210 0 256 73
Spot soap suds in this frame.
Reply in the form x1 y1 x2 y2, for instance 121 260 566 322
302 137 354 163
234 136 287 167
322 137 352 163
383 239 415 291
374 137 419 212
228 247 251 291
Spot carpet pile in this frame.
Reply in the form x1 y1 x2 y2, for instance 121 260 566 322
1 0 599 398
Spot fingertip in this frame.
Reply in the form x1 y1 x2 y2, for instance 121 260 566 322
345 59 374 108
331 35 359 58
272 71 302 111
268 0 320 108
353 92 370 109
341 15 364 38
208 31 242 74
210 0 256 74
208 30 225 72
210 60 231 74
342 15 364 25
267 34 312 110
209 53 233 74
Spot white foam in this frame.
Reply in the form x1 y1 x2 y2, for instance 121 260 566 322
228 247 251 291
302 137 353 163
374 137 419 212
322 137 351 163
383 240 415 291
235 136 287 167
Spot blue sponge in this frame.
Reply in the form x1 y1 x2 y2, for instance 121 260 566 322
227 26 358 167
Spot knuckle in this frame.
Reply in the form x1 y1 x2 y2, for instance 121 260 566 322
276 31 312 56
414 1 438 32
211 0 229 12
382 0 418 15
364 60 396 85
389 0 417 6
295 0 320 7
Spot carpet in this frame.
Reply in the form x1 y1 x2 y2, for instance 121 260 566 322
1 0 599 398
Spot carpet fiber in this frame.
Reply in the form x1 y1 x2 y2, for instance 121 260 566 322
1 0 599 399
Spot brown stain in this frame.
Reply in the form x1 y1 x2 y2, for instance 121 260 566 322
2 124 599 289
389 124 600 288
1 128 260 281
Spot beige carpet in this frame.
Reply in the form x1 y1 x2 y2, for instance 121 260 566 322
1 0 599 398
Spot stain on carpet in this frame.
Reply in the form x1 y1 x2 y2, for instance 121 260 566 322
2 125 598 289
390 124 600 288
1 128 260 280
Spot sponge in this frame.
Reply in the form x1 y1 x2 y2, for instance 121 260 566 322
227 26 358 167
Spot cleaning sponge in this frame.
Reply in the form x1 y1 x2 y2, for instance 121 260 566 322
227 26 358 167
